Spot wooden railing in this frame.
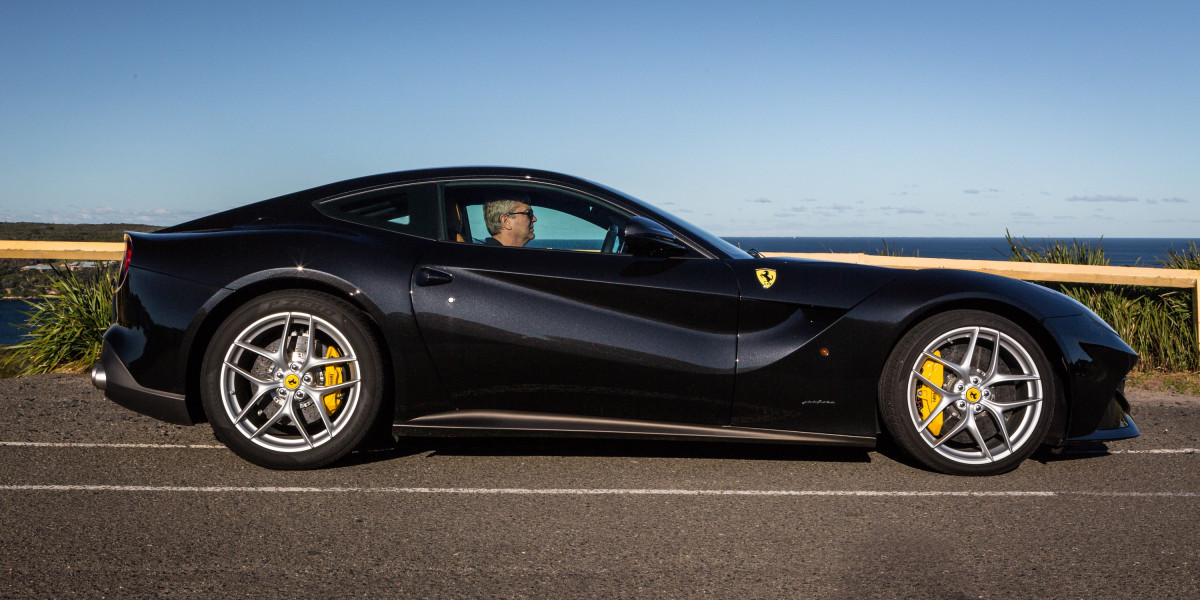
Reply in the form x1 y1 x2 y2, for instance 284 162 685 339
0 240 123 260
2 241 1197 345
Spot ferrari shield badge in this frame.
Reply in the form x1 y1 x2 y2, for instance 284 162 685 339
755 268 777 289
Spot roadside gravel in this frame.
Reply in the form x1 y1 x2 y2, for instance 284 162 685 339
0 373 215 445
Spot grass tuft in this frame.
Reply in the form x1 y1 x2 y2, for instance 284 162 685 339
3 265 115 375
876 239 918 257
1004 230 1112 265
1157 242 1200 270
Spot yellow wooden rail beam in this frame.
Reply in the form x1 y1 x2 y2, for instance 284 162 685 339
762 252 1200 288
0 240 124 261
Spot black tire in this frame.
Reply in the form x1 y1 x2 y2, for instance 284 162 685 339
879 310 1055 475
200 290 383 469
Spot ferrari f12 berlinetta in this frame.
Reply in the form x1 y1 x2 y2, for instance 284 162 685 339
92 167 1139 474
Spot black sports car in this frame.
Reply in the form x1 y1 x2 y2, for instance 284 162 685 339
92 167 1140 475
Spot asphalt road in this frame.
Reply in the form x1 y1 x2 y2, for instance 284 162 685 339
2 374 1198 598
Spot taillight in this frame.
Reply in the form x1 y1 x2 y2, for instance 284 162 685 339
119 234 132 285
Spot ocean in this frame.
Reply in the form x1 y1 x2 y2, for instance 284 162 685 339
0 298 31 346
2 237 1196 346
723 236 1200 267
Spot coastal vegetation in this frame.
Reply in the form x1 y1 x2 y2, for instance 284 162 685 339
2 266 115 376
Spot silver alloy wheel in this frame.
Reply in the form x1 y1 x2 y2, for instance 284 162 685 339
906 325 1044 465
219 311 362 453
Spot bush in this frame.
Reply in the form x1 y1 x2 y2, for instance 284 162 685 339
1004 230 1111 265
3 265 115 375
1158 242 1200 270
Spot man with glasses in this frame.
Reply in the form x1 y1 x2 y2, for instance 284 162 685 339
482 195 538 247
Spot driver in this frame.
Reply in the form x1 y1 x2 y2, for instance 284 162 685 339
482 194 538 247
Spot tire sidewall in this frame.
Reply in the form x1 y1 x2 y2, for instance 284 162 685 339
201 290 383 469
879 309 1056 475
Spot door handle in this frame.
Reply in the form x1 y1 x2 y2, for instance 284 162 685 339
416 268 453 286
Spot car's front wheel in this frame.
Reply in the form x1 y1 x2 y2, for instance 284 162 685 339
200 290 383 469
879 310 1055 475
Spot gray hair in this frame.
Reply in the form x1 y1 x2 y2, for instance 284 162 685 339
483 194 529 235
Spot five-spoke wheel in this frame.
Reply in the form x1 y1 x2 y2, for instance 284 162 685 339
201 291 383 469
880 310 1055 475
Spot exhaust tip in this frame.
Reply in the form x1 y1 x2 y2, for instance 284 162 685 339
90 364 106 391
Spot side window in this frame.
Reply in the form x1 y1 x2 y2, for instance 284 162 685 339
444 182 633 253
318 183 441 239
525 207 612 251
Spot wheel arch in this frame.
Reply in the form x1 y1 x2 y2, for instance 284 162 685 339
183 270 397 429
878 296 1072 443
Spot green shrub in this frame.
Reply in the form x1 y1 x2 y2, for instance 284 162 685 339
1158 242 1200 270
1004 230 1112 265
3 265 115 375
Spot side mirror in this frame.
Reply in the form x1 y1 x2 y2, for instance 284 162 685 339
624 217 689 257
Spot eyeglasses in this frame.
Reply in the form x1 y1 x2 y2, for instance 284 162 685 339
506 210 535 219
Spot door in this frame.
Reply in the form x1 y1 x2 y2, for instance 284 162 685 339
410 181 740 425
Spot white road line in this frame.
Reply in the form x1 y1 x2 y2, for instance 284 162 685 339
1073 491 1200 497
0 485 1197 498
0 441 224 449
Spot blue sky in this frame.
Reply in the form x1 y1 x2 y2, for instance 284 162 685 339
2 1 1197 237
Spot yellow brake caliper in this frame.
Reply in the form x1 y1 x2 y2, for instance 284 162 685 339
916 350 945 437
321 346 345 415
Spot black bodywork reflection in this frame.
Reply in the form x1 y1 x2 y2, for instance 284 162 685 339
411 242 740 425
728 259 900 437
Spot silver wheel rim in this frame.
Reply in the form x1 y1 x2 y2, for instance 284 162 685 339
906 325 1043 465
219 311 362 453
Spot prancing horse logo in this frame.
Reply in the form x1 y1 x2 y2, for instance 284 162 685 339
756 268 777 289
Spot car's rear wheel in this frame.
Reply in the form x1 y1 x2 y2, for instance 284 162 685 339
200 290 383 469
879 310 1055 475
